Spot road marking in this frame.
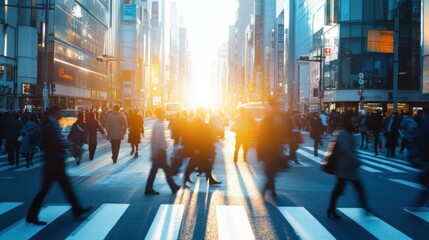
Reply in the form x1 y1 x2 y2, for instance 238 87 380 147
0 165 15 172
404 207 429 222
277 206 335 240
216 205 255 240
387 179 426 190
296 149 321 163
356 150 411 165
14 162 43 172
145 204 185 240
0 205 71 240
338 208 411 240
360 160 405 172
0 202 22 215
67 203 129 240
360 165 382 173
357 153 421 172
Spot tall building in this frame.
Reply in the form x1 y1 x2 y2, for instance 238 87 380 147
423 0 429 95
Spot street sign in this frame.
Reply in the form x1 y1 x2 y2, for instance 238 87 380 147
358 89 363 96
359 72 364 79
358 78 365 85
42 88 48 97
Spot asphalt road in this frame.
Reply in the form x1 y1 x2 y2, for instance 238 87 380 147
0 119 427 239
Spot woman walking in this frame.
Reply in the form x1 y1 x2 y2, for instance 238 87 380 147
68 112 88 165
327 111 370 219
128 109 144 157
86 111 105 160
20 113 42 168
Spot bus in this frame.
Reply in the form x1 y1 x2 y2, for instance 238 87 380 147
165 102 181 120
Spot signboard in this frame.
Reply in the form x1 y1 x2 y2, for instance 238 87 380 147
367 30 394 53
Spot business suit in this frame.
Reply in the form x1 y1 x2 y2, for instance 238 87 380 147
27 113 90 225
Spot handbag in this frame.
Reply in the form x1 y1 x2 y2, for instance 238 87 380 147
320 131 339 175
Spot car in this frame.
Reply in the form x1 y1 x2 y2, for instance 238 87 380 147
58 110 79 133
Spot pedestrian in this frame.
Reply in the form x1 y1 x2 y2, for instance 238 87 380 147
68 112 88 165
85 110 105 160
286 111 302 164
327 111 370 219
414 107 429 207
5 112 23 166
257 99 287 197
358 109 369 149
183 107 221 186
383 112 400 158
26 106 91 225
367 109 384 156
319 110 329 136
105 105 127 163
20 113 42 168
231 107 255 163
310 112 324 157
170 110 191 175
128 109 144 157
144 108 180 195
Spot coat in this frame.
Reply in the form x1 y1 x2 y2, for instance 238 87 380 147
335 129 361 180
257 114 285 161
5 118 23 148
41 116 70 172
68 120 88 157
128 113 144 144
86 118 105 144
105 111 127 140
20 120 41 154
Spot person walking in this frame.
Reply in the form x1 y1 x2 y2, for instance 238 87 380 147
19 113 42 168
257 99 287 197
231 107 255 163
310 112 324 157
86 111 105 160
327 111 370 219
5 112 23 166
383 112 400 158
414 107 429 207
68 112 88 165
144 108 180 195
26 106 91 225
358 109 369 149
105 105 127 163
128 109 144 158
367 110 384 156
183 107 221 186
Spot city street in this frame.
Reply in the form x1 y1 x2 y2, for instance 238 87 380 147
0 119 428 239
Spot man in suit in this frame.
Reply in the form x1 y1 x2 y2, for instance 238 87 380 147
26 106 91 225
105 105 127 163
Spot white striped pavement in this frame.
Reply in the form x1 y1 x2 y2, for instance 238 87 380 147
0 205 71 240
338 208 411 240
387 179 427 190
216 205 255 240
296 149 322 163
67 203 129 240
0 202 22 215
145 204 185 240
277 206 335 240
404 207 429 222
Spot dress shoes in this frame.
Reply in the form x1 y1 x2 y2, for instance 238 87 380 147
145 189 160 195
208 179 222 185
26 218 47 226
73 206 93 218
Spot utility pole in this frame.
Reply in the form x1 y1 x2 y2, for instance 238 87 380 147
42 0 50 111
393 0 404 113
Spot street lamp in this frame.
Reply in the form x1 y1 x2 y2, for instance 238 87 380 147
393 0 405 112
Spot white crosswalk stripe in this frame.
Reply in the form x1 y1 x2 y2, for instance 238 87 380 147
404 207 429 222
0 205 71 240
387 178 427 190
216 205 255 240
145 204 185 240
277 206 335 240
67 203 129 240
337 208 412 240
0 202 22 215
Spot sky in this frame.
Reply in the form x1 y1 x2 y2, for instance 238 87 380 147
181 0 237 106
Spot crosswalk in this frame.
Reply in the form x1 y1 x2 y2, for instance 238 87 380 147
0 201 428 239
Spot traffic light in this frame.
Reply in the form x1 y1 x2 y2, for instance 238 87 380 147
299 56 310 61
50 83 56 94
313 88 318 97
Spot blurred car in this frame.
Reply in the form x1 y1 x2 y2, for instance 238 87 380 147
58 109 79 133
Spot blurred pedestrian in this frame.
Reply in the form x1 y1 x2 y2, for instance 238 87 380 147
26 106 91 225
310 112 324 157
383 112 400 158
327 111 370 219
20 113 42 168
286 111 302 164
5 112 23 166
68 112 88 165
367 110 384 156
399 111 417 159
319 111 329 136
231 107 255 163
414 106 429 207
86 111 105 160
105 105 127 163
183 107 221 186
358 109 369 149
128 109 144 158
257 99 287 197
145 108 180 195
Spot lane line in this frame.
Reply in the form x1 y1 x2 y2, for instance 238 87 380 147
296 149 321 163
278 206 335 240
216 205 255 240
338 208 411 240
387 179 427 190
67 203 129 240
356 153 421 172
0 205 71 240
145 204 185 240
0 202 23 215
404 207 429 222
356 150 411 165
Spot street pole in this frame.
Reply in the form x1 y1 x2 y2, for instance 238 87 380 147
393 0 403 113
319 46 323 113
42 0 50 111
